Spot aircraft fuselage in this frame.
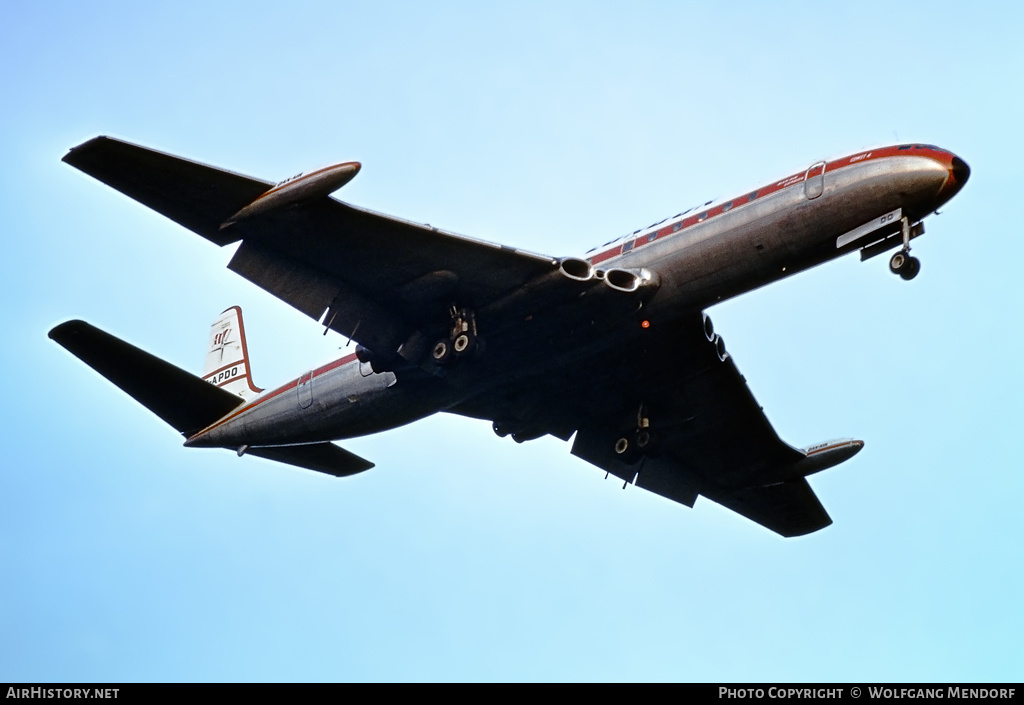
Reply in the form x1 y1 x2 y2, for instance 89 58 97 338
185 144 968 451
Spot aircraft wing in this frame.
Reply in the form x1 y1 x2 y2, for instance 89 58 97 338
566 314 832 537
63 137 559 356
450 312 834 537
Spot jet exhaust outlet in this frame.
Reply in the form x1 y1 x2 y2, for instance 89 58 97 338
604 268 640 292
702 313 715 342
714 334 727 361
559 257 595 282
603 267 660 294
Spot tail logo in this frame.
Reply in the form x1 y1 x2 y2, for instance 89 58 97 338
210 328 233 359
203 307 263 399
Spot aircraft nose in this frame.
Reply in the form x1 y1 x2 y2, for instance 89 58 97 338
936 152 970 204
951 156 970 185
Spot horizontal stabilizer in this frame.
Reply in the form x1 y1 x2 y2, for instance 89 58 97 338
246 443 374 477
49 320 244 437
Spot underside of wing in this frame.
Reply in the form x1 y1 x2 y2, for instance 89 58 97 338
455 312 847 537
699 479 831 537
566 315 841 536
63 137 560 359
63 136 272 246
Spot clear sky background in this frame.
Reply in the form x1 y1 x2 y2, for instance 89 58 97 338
3 0 1022 682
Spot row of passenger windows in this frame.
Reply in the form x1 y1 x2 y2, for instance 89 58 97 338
590 188 761 254
601 145 935 258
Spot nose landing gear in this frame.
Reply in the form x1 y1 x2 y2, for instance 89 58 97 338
889 217 921 281
889 251 921 280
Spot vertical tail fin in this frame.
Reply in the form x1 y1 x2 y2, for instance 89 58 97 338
202 306 263 400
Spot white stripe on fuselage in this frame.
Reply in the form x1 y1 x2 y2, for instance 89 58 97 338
836 207 902 249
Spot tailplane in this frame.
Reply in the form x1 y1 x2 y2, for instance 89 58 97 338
49 320 244 437
50 315 374 477
202 306 263 400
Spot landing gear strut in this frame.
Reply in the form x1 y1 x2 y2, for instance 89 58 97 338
431 306 480 366
889 217 921 281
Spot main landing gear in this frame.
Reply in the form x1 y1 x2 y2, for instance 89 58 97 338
889 217 921 281
430 306 480 366
613 404 659 464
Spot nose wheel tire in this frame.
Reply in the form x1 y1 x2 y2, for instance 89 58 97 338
900 256 921 280
889 251 921 281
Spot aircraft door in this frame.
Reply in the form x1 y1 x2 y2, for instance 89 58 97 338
297 370 313 409
804 161 826 199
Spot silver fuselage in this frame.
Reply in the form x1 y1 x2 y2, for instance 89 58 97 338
186 146 966 450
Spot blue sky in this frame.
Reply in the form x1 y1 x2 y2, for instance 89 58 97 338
3 1 1022 682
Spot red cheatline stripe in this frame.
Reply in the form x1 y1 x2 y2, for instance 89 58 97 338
806 440 862 456
249 162 359 203
188 351 359 438
588 146 952 265
229 305 263 394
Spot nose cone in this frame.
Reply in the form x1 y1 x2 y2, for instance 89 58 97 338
937 152 970 204
951 156 970 185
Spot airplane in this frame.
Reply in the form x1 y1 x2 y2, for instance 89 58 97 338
49 137 970 537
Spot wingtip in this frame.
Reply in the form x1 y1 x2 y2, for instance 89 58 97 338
63 136 108 164
784 515 833 538
48 319 90 342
